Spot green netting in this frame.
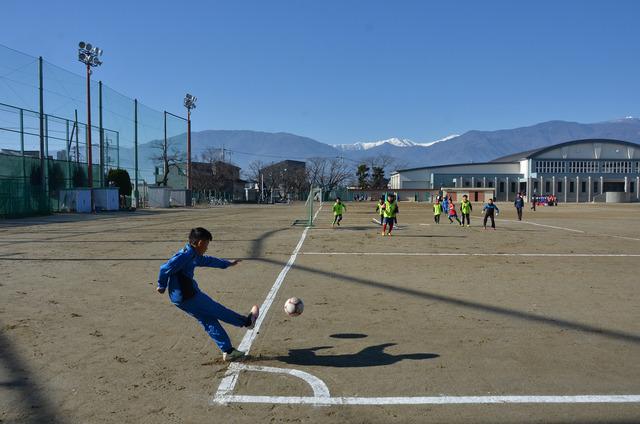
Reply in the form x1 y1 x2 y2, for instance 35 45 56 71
293 186 322 226
0 43 188 217
0 153 100 218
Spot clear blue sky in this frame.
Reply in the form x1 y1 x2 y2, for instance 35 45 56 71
2 0 639 145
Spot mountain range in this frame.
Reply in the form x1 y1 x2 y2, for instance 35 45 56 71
128 117 640 181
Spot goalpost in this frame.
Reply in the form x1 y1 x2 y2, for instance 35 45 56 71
293 186 322 226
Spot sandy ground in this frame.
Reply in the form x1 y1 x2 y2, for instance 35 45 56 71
0 201 639 423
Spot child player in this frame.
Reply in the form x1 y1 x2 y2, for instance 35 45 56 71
332 197 346 227
433 200 442 224
375 196 385 225
482 198 500 230
381 193 399 236
448 202 462 225
157 227 259 362
460 194 472 227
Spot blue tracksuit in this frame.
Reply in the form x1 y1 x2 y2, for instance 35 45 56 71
157 243 247 352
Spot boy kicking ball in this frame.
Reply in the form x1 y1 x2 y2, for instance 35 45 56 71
156 227 259 362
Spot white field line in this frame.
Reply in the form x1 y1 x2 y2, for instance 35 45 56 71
300 252 640 258
491 217 585 233
213 394 640 406
498 217 640 241
215 203 323 399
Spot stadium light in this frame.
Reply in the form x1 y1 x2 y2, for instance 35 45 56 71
77 41 103 191
184 93 197 192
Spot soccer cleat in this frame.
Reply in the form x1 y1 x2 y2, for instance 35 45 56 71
223 348 247 362
246 305 259 329
466 224 470 227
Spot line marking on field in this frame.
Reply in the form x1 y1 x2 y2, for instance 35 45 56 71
494 218 585 233
214 204 323 401
213 394 640 406
499 217 640 240
300 252 640 257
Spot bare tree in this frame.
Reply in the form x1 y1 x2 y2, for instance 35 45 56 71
306 157 351 192
151 139 186 187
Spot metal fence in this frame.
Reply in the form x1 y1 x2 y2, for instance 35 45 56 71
0 43 188 217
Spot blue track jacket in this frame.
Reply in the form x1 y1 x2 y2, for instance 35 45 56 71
157 243 231 304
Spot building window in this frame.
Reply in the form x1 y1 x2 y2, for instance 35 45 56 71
570 181 575 193
464 181 470 187
488 181 494 188
545 181 551 193
568 160 598 173
510 182 516 192
581 181 586 193
593 181 598 193
499 182 505 193
631 181 636 193
603 161 632 173
557 181 563 193
536 160 566 173
476 181 482 187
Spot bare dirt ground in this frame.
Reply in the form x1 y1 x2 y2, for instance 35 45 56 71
1 201 639 423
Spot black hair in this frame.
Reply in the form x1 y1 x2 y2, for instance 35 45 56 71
189 227 213 244
336 197 341 201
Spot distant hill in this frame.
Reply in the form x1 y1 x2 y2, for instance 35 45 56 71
119 118 640 181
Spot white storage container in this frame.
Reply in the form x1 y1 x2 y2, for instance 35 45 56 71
92 188 119 211
59 189 92 213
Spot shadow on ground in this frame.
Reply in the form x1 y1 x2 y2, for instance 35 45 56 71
0 329 65 423
277 343 439 368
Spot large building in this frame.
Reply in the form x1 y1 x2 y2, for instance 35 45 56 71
389 139 640 202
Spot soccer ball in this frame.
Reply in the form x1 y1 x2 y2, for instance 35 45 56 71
284 297 304 316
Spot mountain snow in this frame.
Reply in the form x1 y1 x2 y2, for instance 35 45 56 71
333 134 459 151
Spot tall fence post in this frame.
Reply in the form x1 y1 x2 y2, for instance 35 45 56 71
74 109 79 164
134 99 139 207
99 80 104 187
163 111 167 183
20 108 25 180
38 56 46 196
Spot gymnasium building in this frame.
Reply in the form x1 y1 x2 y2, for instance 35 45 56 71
388 139 640 203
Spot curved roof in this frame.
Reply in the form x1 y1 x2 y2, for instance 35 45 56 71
492 139 640 162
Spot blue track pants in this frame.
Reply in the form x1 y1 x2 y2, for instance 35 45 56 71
177 291 247 352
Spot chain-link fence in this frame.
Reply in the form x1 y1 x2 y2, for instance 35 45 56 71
0 43 188 217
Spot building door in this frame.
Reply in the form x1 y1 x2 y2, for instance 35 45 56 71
474 191 478 202
603 182 625 192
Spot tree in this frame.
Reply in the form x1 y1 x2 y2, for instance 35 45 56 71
356 164 370 189
306 157 351 192
107 169 132 197
370 166 386 188
151 138 186 187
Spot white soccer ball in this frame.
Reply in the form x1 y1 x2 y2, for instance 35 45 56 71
284 297 304 317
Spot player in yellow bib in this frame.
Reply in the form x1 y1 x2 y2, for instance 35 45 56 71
460 194 472 227
332 197 346 227
433 200 442 224
381 193 399 236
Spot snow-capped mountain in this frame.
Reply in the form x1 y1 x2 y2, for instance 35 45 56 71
333 134 459 151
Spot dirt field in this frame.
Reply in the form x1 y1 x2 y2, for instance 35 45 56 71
1 201 639 423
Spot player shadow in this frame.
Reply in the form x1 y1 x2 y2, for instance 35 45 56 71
0 329 66 423
330 333 368 339
277 343 439 368
392 234 466 238
254 257 640 345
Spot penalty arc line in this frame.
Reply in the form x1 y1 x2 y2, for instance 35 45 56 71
214 203 324 400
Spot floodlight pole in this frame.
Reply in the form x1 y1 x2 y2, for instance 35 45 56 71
187 108 192 191
86 61 93 188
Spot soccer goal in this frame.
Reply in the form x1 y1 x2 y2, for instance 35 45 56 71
293 186 322 226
